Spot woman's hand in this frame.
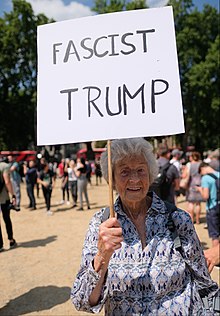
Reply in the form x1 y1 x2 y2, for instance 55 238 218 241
94 217 123 272
204 245 220 273
42 181 50 188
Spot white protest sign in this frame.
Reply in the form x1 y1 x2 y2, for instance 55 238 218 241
37 6 184 145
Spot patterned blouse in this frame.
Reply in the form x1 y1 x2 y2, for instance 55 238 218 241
71 193 218 315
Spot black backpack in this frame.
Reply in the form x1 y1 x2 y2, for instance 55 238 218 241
207 173 220 205
149 162 172 200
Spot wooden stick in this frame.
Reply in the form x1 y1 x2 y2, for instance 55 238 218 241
107 140 115 217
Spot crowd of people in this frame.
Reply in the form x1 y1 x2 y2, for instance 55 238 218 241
0 154 103 250
0 142 219 313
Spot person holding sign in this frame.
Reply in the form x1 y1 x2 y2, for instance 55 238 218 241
71 138 218 315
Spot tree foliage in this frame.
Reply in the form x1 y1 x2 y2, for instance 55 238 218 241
0 0 53 149
0 0 219 152
92 0 147 13
93 0 219 151
169 0 219 151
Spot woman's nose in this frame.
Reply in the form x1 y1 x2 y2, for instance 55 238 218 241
129 170 139 180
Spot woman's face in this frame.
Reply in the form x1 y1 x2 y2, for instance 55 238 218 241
114 155 150 206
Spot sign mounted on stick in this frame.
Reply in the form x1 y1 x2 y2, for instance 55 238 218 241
37 6 184 145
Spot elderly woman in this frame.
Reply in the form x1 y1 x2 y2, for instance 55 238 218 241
71 138 218 315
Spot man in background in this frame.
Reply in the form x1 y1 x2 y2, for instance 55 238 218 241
8 155 21 211
197 162 219 247
0 157 17 251
23 160 38 210
170 149 183 176
154 143 180 204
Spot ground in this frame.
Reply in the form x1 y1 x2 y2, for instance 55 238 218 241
0 177 219 316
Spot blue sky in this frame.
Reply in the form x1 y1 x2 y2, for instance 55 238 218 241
0 0 219 21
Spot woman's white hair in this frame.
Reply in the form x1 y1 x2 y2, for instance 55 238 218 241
100 138 158 186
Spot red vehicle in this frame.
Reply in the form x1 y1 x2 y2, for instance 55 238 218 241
76 148 106 160
0 150 37 162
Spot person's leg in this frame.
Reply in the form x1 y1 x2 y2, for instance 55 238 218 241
73 181 77 204
66 183 70 202
187 202 194 223
44 189 50 210
69 181 74 204
47 189 52 210
30 184 36 209
62 186 65 201
36 183 40 198
77 179 83 209
16 181 21 208
42 186 48 209
70 182 76 206
1 201 14 242
26 184 32 207
207 206 220 247
83 179 90 209
0 207 3 248
13 180 21 208
195 202 201 224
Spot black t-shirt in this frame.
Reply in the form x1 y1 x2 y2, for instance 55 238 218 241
39 169 54 186
26 167 37 185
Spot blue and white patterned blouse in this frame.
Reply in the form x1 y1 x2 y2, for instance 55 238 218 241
71 193 218 315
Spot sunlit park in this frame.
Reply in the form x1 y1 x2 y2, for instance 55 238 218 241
0 0 219 315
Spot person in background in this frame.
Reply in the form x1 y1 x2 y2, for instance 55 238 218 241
156 143 180 204
197 162 219 247
36 156 46 198
76 158 90 211
58 158 65 178
95 157 102 186
170 149 183 176
7 155 21 211
0 158 17 251
71 138 218 315
185 152 203 225
23 160 38 210
68 160 78 208
38 162 56 215
60 159 70 205
209 149 220 172
85 159 92 185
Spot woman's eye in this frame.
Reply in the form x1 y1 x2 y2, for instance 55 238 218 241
138 168 146 175
120 170 129 177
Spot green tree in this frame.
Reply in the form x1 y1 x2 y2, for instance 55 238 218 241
0 0 53 149
170 1 220 151
92 0 147 13
93 0 219 152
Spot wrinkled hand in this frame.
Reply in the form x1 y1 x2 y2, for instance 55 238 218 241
95 217 123 269
204 245 220 273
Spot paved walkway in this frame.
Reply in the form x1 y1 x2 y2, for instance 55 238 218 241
0 177 219 316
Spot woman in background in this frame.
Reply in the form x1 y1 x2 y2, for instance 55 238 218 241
184 152 204 224
68 159 78 208
76 158 90 211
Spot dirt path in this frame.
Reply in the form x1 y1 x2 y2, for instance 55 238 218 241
0 177 219 316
